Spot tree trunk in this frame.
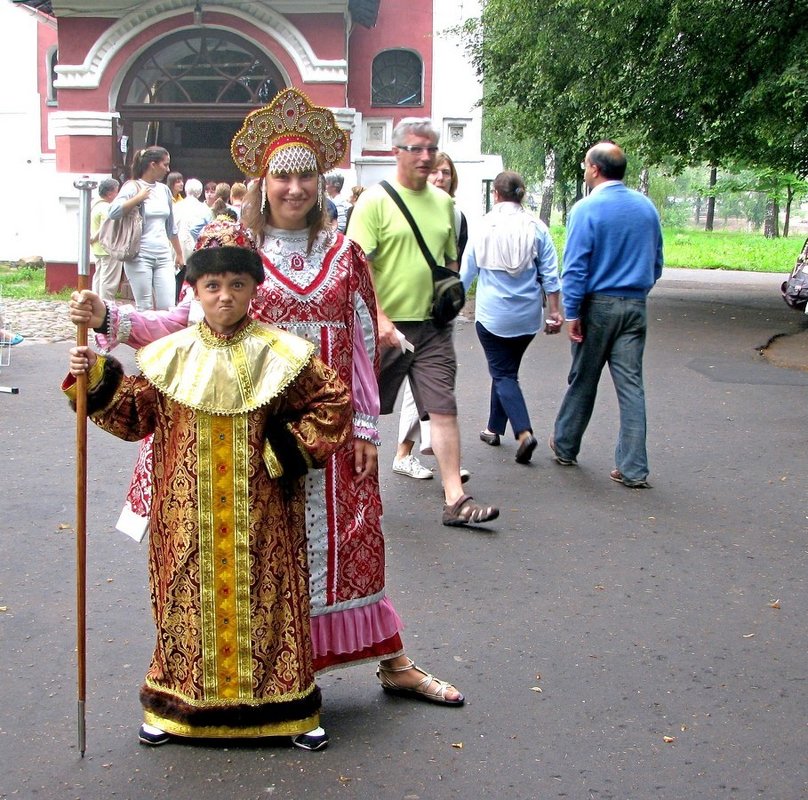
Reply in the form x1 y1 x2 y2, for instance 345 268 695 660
694 195 701 225
538 149 555 225
638 168 649 196
705 165 717 231
783 186 793 237
763 199 780 238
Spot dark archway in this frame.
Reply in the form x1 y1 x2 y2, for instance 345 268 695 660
115 29 287 183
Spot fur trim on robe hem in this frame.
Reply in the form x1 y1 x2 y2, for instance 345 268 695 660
140 683 322 730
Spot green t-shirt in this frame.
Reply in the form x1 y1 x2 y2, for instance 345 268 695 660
90 199 111 257
347 180 457 322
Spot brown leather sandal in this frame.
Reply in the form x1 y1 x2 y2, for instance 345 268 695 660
376 658 465 706
442 493 499 527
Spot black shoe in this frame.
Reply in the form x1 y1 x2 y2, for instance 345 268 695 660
479 430 500 446
292 729 329 751
138 724 171 746
515 435 538 464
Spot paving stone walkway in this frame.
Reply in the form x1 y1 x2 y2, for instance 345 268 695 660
1 297 75 343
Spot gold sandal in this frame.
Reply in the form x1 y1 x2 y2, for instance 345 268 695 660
376 658 465 706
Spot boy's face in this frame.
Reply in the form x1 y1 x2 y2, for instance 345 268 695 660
193 272 258 335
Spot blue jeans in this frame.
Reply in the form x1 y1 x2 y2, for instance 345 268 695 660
476 322 535 438
553 295 649 481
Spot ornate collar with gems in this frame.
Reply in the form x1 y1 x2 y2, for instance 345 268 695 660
261 227 334 284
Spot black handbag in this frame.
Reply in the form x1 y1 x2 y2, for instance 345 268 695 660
380 181 465 326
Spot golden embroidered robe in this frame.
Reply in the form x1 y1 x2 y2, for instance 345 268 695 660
64 320 351 738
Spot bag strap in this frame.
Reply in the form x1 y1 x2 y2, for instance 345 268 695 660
380 180 440 273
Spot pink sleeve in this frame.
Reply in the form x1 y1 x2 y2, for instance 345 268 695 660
345 240 381 445
351 308 381 445
96 296 193 351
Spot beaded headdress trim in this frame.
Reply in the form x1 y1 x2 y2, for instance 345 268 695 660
231 88 348 178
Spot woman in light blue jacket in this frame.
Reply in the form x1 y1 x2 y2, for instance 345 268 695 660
461 171 563 464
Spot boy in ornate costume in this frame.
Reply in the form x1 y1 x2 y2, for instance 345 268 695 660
63 220 351 751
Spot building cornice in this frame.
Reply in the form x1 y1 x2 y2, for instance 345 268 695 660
54 0 348 90
51 0 343 16
50 110 119 137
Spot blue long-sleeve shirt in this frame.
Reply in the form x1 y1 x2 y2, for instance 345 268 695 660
461 217 560 338
561 183 663 320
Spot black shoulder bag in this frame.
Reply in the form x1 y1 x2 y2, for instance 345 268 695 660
380 180 465 326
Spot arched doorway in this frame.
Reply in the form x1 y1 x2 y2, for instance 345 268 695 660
116 30 286 184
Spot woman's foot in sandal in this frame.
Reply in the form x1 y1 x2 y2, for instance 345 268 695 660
377 656 464 706
442 493 499 527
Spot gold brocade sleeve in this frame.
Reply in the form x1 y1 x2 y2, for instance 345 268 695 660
62 355 108 403
86 374 162 443
262 440 284 478
277 356 352 470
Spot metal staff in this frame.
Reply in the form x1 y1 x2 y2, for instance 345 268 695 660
73 176 97 757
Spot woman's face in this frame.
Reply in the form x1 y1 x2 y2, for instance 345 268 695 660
264 171 319 230
145 155 171 183
428 160 453 194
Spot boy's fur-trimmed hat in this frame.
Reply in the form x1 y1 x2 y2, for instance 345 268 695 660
186 219 264 285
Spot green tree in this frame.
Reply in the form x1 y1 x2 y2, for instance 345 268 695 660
464 0 808 231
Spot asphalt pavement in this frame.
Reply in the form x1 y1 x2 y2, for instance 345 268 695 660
1 271 807 800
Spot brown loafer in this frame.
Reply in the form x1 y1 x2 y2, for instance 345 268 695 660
610 468 652 488
515 435 537 464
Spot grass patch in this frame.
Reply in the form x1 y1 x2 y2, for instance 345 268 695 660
549 227 803 273
662 229 802 272
0 264 73 301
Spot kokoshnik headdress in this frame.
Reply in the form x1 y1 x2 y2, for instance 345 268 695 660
230 87 348 178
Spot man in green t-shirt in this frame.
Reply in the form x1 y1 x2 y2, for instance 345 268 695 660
348 119 499 528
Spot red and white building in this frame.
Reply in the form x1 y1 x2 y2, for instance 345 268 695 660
2 0 496 287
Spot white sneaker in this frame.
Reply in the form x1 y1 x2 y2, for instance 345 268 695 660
392 454 434 480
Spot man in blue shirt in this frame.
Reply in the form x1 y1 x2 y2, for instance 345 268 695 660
550 141 663 488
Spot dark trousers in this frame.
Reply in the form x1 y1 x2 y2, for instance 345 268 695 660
475 321 535 438
552 295 649 480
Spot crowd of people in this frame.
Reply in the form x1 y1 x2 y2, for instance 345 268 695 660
88 166 267 310
66 87 662 752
